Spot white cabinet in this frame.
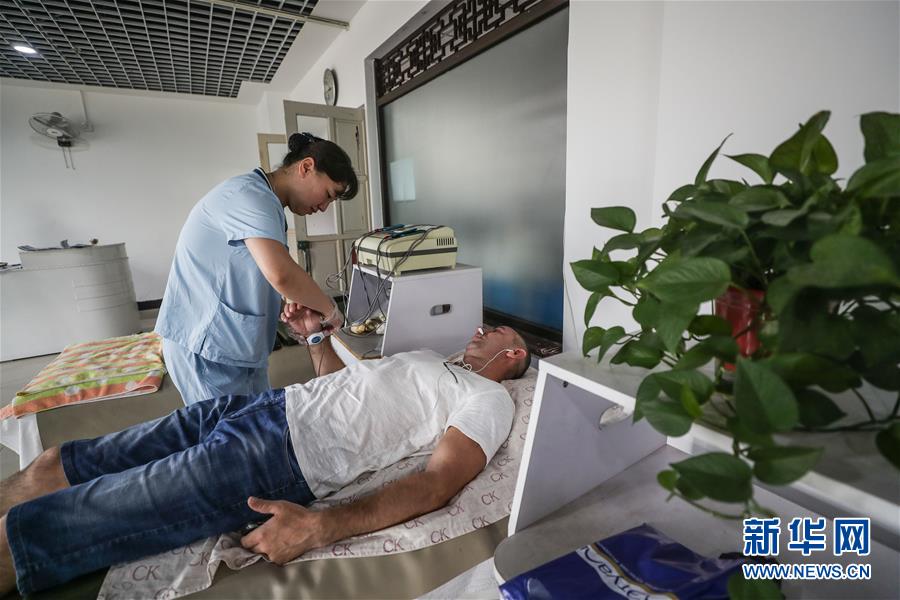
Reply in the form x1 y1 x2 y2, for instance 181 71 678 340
0 244 140 361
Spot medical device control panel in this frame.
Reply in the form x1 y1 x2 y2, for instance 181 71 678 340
354 225 457 275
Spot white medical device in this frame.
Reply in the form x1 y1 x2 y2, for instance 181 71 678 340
332 262 483 361
354 225 457 275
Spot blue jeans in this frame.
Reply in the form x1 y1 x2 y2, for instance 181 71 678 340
5 389 313 595
162 338 271 405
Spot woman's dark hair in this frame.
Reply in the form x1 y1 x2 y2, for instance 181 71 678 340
282 132 358 200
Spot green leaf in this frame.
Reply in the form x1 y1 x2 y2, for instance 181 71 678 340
679 386 703 418
655 369 715 403
749 445 823 485
761 205 810 227
668 184 699 202
765 353 860 393
729 187 790 212
846 157 900 198
602 233 643 254
735 359 799 434
595 326 628 363
875 422 900 470
796 388 846 428
860 111 900 162
676 476 705 500
582 327 605 357
638 258 732 304
571 260 621 292
689 315 733 336
709 179 747 196
611 339 663 369
704 335 740 361
727 417 775 448
641 399 694 436
672 452 752 502
770 111 831 179
591 207 636 232
764 276 799 314
675 201 749 230
727 153 774 184
811 133 838 175
584 291 603 327
851 305 900 368
674 345 713 371
679 226 723 257
656 302 699 352
611 260 637 280
634 375 662 422
657 469 678 491
787 233 900 289
695 135 732 186
728 572 784 600
633 295 661 330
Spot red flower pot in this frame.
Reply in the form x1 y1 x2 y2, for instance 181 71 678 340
714 286 765 371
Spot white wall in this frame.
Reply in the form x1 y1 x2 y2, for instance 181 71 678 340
563 0 900 352
0 82 258 300
289 0 427 107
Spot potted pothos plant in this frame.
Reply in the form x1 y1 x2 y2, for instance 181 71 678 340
571 111 900 522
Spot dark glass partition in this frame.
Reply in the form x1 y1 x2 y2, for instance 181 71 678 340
381 8 568 336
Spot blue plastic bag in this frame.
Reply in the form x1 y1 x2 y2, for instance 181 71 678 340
499 524 746 599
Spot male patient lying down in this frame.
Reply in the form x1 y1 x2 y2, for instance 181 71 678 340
0 305 531 596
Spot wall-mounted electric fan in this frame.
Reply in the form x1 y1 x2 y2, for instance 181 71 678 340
29 112 81 169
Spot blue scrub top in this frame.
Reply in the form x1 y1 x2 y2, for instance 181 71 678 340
156 169 288 368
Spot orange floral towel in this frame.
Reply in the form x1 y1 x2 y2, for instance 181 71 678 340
0 333 166 419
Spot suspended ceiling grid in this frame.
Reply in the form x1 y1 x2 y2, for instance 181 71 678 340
0 0 319 98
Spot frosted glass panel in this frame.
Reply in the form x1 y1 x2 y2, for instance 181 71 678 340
382 9 567 332
296 115 330 140
267 142 288 168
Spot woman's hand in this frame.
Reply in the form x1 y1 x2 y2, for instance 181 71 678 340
281 302 322 339
321 301 344 333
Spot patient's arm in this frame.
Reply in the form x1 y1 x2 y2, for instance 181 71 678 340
306 338 346 378
281 303 345 377
240 426 486 564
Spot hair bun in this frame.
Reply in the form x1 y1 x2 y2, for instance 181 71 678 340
288 132 316 153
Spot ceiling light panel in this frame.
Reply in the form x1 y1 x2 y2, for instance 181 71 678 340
0 0 317 98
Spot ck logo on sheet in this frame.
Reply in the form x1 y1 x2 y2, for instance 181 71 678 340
383 538 406 553
447 502 465 516
403 517 424 529
153 588 178 600
131 564 161 581
332 543 355 557
430 528 450 543
472 516 490 529
481 490 500 505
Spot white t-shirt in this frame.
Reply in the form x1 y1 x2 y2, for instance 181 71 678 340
284 349 514 498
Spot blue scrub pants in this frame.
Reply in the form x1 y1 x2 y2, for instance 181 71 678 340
162 338 270 405
5 389 314 595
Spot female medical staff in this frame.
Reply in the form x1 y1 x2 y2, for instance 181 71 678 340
156 132 358 405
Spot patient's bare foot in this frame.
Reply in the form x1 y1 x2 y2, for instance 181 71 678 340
0 447 69 516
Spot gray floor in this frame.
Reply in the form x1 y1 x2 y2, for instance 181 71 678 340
1 341 317 481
